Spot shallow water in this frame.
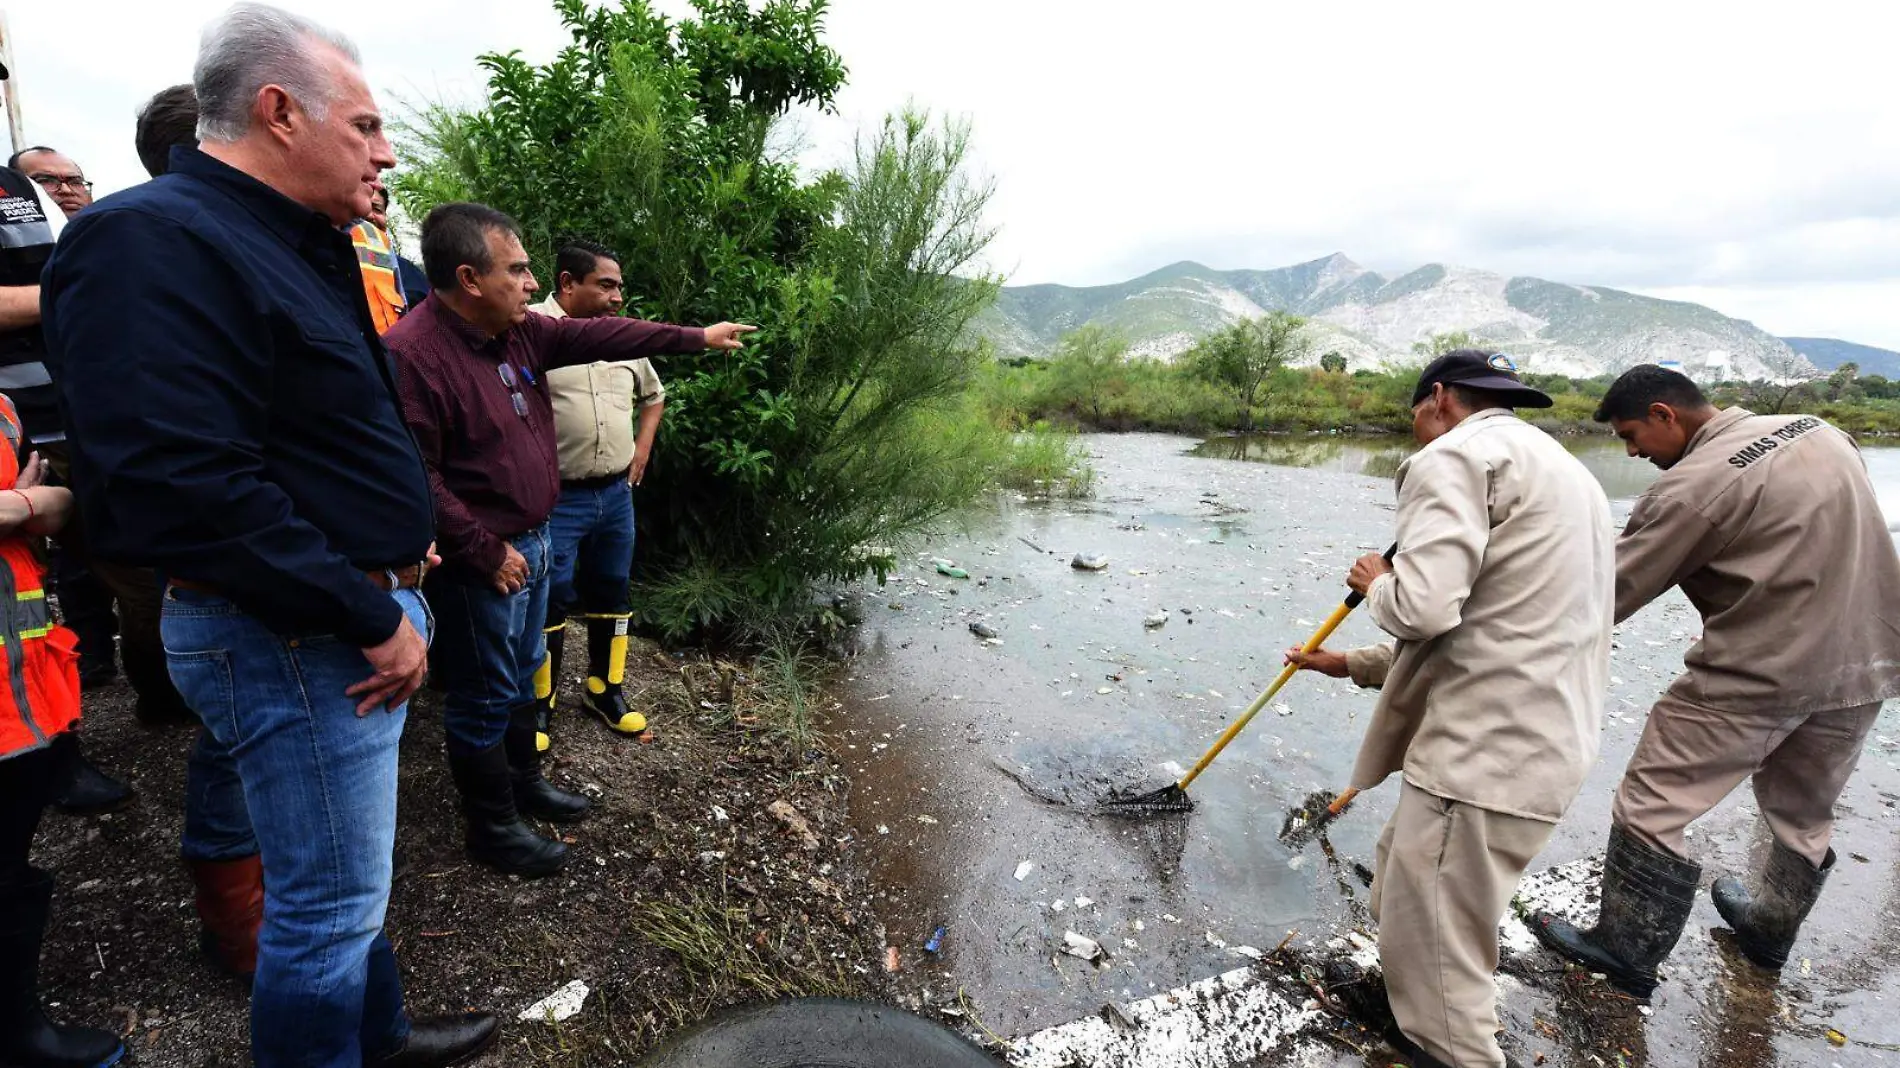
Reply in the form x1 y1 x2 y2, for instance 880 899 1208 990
838 431 1900 1066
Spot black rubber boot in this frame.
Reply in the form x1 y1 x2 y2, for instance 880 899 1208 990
1530 823 1700 999
505 702 590 824
50 733 133 816
368 1012 500 1068
1713 842 1832 970
446 740 568 878
0 869 127 1068
580 614 646 735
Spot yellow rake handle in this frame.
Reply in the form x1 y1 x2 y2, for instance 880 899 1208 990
1176 599 1357 792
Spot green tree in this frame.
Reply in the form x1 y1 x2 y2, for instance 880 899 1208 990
398 0 1007 638
1319 351 1347 374
1827 361 1863 402
1410 330 1475 362
1045 325 1132 426
1185 311 1310 428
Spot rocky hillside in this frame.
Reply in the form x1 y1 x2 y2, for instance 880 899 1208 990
1782 337 1900 377
984 254 1812 380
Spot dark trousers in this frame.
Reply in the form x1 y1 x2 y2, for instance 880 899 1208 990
0 742 72 882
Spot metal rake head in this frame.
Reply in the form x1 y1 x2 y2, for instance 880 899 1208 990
1097 783 1195 818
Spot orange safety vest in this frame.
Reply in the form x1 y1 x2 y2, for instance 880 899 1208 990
0 393 81 761
351 221 408 335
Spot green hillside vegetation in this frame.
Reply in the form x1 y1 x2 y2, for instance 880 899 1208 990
984 325 1900 438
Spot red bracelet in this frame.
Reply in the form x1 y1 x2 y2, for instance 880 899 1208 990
7 489 32 521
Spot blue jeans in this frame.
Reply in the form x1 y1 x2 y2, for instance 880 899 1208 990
426 526 550 750
162 585 431 1068
181 728 257 861
546 480 635 617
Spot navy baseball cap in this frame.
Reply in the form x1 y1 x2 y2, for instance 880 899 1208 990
1410 349 1552 409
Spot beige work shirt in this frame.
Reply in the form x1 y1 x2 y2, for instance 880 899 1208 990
530 297 665 480
1346 408 1615 823
1616 407 1900 714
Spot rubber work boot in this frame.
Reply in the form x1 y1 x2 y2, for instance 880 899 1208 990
1529 823 1700 999
1712 841 1833 970
0 869 127 1068
446 739 568 878
367 1012 500 1068
580 614 647 734
505 701 591 824
50 732 133 816
535 621 566 753
186 855 262 979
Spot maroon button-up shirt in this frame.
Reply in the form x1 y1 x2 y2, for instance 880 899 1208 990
387 295 705 580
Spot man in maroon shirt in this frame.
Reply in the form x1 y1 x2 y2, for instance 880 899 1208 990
389 202 752 876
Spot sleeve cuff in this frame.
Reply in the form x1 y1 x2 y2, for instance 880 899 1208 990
338 582 406 647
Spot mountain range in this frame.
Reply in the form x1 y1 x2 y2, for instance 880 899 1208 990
981 254 1817 381
1780 337 1900 377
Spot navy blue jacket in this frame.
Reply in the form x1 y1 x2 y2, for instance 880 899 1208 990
40 148 434 646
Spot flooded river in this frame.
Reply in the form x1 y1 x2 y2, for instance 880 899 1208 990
838 431 1900 1067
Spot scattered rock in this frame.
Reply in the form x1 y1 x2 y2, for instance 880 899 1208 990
969 621 1000 640
517 979 590 1024
1143 610 1169 628
767 799 821 850
1062 931 1107 964
1014 861 1035 881
1071 552 1110 571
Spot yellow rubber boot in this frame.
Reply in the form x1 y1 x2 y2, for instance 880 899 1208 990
580 614 646 735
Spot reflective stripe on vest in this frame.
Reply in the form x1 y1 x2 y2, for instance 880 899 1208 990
0 363 52 390
351 222 407 336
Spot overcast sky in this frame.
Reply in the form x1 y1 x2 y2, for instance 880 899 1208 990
9 0 1896 347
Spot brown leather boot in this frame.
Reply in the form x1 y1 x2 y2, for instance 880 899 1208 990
186 855 262 979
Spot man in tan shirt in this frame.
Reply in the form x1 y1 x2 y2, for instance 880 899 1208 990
1531 365 1900 995
529 240 665 747
1290 350 1614 1068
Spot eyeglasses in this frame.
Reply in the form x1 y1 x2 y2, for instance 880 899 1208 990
498 363 528 420
29 173 91 193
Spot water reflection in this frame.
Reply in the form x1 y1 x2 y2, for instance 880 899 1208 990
1192 432 1669 502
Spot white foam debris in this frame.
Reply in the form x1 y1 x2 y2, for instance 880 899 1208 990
1007 966 1330 1068
1014 861 1035 881
1500 857 1601 958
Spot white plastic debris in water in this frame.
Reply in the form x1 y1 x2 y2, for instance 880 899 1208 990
1144 611 1169 628
1072 552 1110 571
1009 965 1330 1068
1074 895 1095 909
1231 945 1264 961
518 980 590 1024
1204 931 1227 950
1062 931 1106 963
1272 701 1293 717
1014 861 1035 881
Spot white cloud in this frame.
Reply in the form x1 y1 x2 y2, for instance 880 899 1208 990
9 0 1896 347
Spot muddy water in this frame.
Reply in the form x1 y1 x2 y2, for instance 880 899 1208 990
837 431 1900 1067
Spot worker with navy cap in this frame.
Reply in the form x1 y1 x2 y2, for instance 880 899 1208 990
1287 350 1615 1067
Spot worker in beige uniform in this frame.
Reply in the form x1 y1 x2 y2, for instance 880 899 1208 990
530 240 665 749
1287 350 1614 1068
1530 365 1900 996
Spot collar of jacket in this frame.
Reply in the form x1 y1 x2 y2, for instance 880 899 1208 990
169 147 348 256
415 293 509 356
1680 406 1755 461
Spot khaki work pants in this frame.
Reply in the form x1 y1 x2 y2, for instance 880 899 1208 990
1613 692 1882 867
1372 780 1555 1068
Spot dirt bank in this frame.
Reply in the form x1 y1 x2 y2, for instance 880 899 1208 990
29 630 892 1067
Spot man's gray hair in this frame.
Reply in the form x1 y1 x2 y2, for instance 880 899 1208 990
193 3 361 142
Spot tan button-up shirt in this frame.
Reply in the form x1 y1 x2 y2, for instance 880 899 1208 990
530 296 665 480
1614 407 1900 714
1346 408 1616 823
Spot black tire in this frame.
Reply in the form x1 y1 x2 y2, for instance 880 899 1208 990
637 997 1001 1068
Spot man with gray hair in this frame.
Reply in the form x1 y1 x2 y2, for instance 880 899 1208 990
42 5 496 1065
